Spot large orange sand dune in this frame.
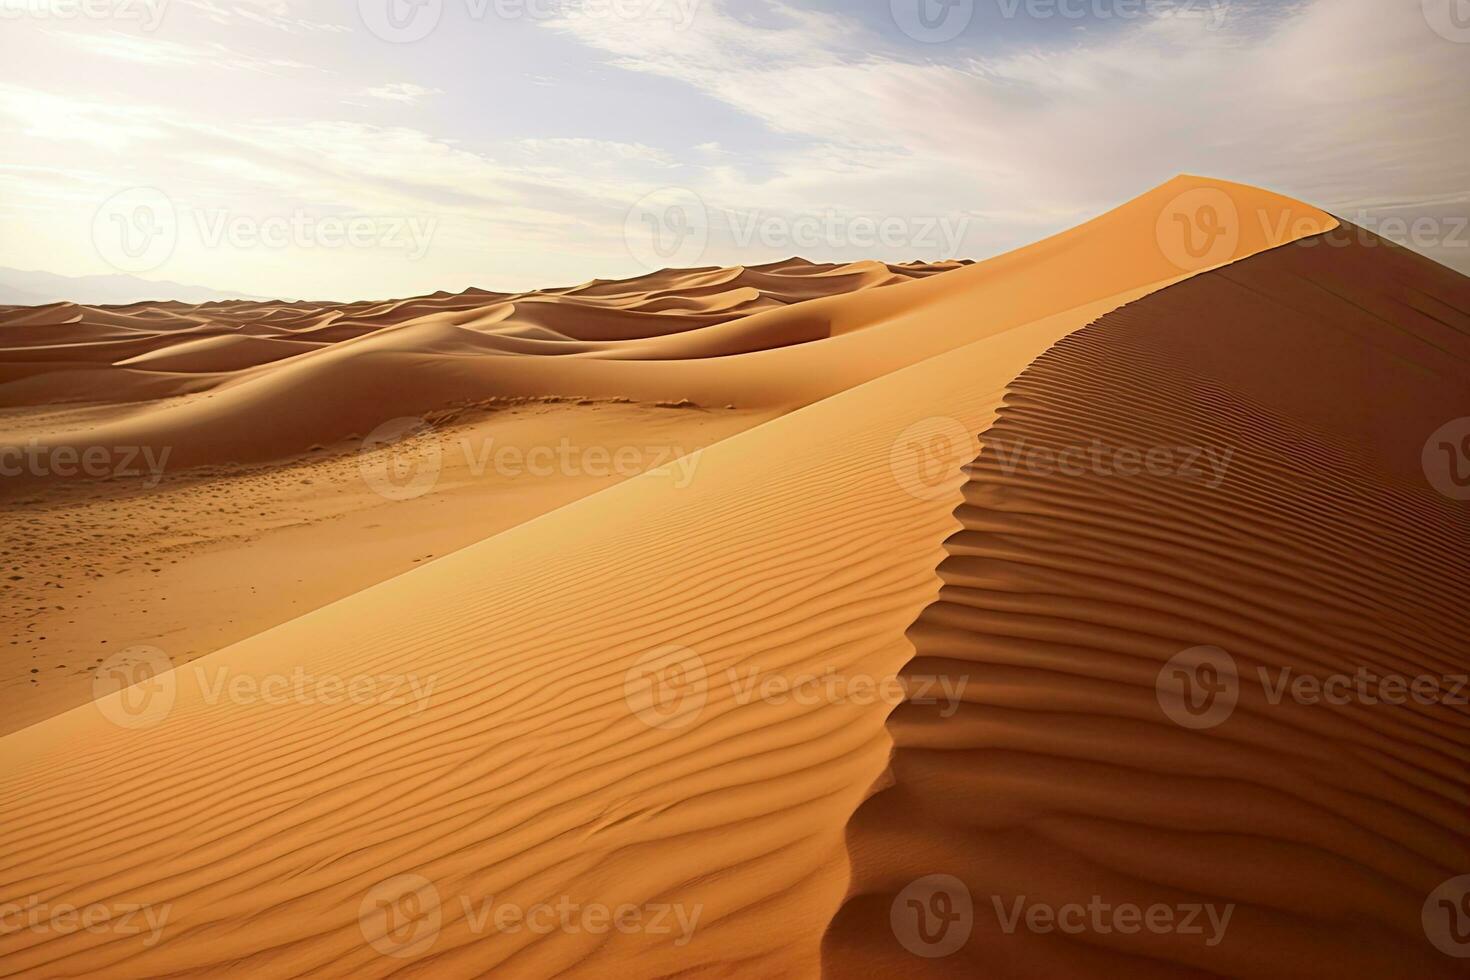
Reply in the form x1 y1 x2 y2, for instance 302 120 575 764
6 177 1460 978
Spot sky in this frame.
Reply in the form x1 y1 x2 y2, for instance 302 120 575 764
0 0 1467 300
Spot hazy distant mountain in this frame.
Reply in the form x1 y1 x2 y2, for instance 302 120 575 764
0 267 267 306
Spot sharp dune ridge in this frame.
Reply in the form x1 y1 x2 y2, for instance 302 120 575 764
10 177 1464 978
1 176 1324 487
824 228 1470 977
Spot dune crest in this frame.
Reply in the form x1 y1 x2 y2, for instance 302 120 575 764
824 227 1470 977
0 178 1349 977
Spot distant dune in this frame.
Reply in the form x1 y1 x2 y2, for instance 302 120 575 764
0 258 965 480
0 257 963 734
0 267 266 308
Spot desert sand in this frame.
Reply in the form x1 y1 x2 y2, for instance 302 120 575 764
825 224 1470 978
0 259 957 733
2 177 1464 977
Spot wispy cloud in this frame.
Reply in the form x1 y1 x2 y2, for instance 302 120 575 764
0 0 1465 297
363 83 445 104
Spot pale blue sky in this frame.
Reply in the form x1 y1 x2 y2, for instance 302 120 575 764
1 0 1465 299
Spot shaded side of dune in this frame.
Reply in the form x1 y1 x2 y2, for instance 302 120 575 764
823 229 1470 978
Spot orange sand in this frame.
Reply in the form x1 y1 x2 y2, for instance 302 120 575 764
3 179 1428 980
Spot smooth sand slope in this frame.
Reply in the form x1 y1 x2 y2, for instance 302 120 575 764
1 259 959 732
825 229 1470 977
0 177 1341 977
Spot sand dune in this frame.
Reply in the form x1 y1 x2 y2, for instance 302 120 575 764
0 257 966 729
0 258 966 481
824 228 1470 977
3 178 1320 487
0 176 1374 977
0 259 960 412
